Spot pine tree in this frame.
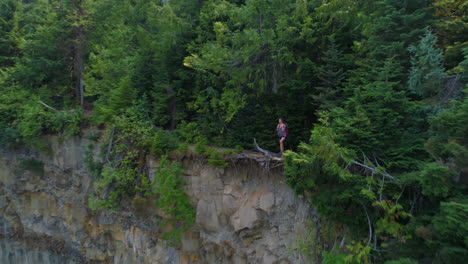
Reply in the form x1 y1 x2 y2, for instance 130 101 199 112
408 29 445 98
312 38 346 111
433 0 468 72
331 57 424 170
0 0 20 68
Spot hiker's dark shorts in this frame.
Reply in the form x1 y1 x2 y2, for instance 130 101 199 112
279 136 286 141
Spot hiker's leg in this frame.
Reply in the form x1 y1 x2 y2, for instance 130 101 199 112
280 137 285 153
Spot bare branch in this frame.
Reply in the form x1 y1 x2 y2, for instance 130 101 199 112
105 128 115 164
350 160 396 180
253 138 281 159
362 204 372 247
409 190 420 215
395 185 406 206
379 173 385 201
339 236 346 249
368 170 374 190
38 101 58 112
374 229 377 249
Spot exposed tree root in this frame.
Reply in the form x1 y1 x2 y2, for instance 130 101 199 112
230 139 283 170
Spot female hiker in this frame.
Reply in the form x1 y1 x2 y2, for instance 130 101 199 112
276 118 288 155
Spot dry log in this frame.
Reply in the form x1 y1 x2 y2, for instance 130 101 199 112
230 139 283 170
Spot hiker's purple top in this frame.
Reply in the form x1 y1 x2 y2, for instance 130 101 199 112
277 123 287 138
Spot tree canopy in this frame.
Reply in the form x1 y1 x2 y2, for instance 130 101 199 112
0 0 467 262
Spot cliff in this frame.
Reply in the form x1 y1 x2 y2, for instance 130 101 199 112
0 134 317 264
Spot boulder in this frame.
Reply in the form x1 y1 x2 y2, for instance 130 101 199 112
230 205 261 232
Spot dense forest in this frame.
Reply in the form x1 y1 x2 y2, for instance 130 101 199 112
0 0 467 263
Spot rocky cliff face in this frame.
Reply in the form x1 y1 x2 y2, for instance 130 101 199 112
0 135 316 264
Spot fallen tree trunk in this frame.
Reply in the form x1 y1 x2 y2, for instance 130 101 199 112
230 139 283 170
253 138 282 160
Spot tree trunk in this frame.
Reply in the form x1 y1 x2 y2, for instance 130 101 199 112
166 84 177 130
73 0 86 108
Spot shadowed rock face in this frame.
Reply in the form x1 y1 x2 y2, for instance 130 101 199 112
0 134 317 264
0 238 80 264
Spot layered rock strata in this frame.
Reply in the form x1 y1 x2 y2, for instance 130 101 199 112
0 135 316 263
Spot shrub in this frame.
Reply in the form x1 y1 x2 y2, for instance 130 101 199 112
152 130 179 155
176 121 199 143
137 155 195 243
207 149 229 168
84 144 103 178
48 109 83 137
14 100 83 147
194 137 209 155
20 158 44 177
0 122 18 149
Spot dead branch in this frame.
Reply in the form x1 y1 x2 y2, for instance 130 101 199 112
253 138 282 160
38 101 58 112
362 204 373 247
351 160 396 180
339 236 346 249
105 127 115 164
379 173 385 201
395 185 406 206
230 139 283 170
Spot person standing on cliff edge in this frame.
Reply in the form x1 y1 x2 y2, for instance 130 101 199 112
276 118 288 155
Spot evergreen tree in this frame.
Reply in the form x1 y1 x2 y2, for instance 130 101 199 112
408 29 445 98
312 38 346 111
433 0 468 72
331 58 424 170
0 0 20 68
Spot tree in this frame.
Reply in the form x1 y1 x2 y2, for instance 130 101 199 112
0 0 21 68
433 0 468 72
331 58 424 170
85 0 195 127
408 29 445 98
312 38 347 111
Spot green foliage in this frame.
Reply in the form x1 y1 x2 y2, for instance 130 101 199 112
283 118 354 197
417 163 455 198
207 149 229 168
384 258 417 264
312 39 347 111
330 57 427 171
426 89 468 169
193 137 229 168
408 30 445 98
112 107 179 155
84 144 103 178
289 220 348 263
16 101 53 141
194 138 209 156
0 122 18 149
137 155 195 243
88 108 182 213
322 252 348 264
85 0 194 127
48 109 83 138
433 0 468 72
90 155 139 211
20 157 44 177
86 131 101 142
1 0 468 262
151 130 179 156
176 121 199 143
176 142 189 153
11 99 83 147
432 199 468 263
